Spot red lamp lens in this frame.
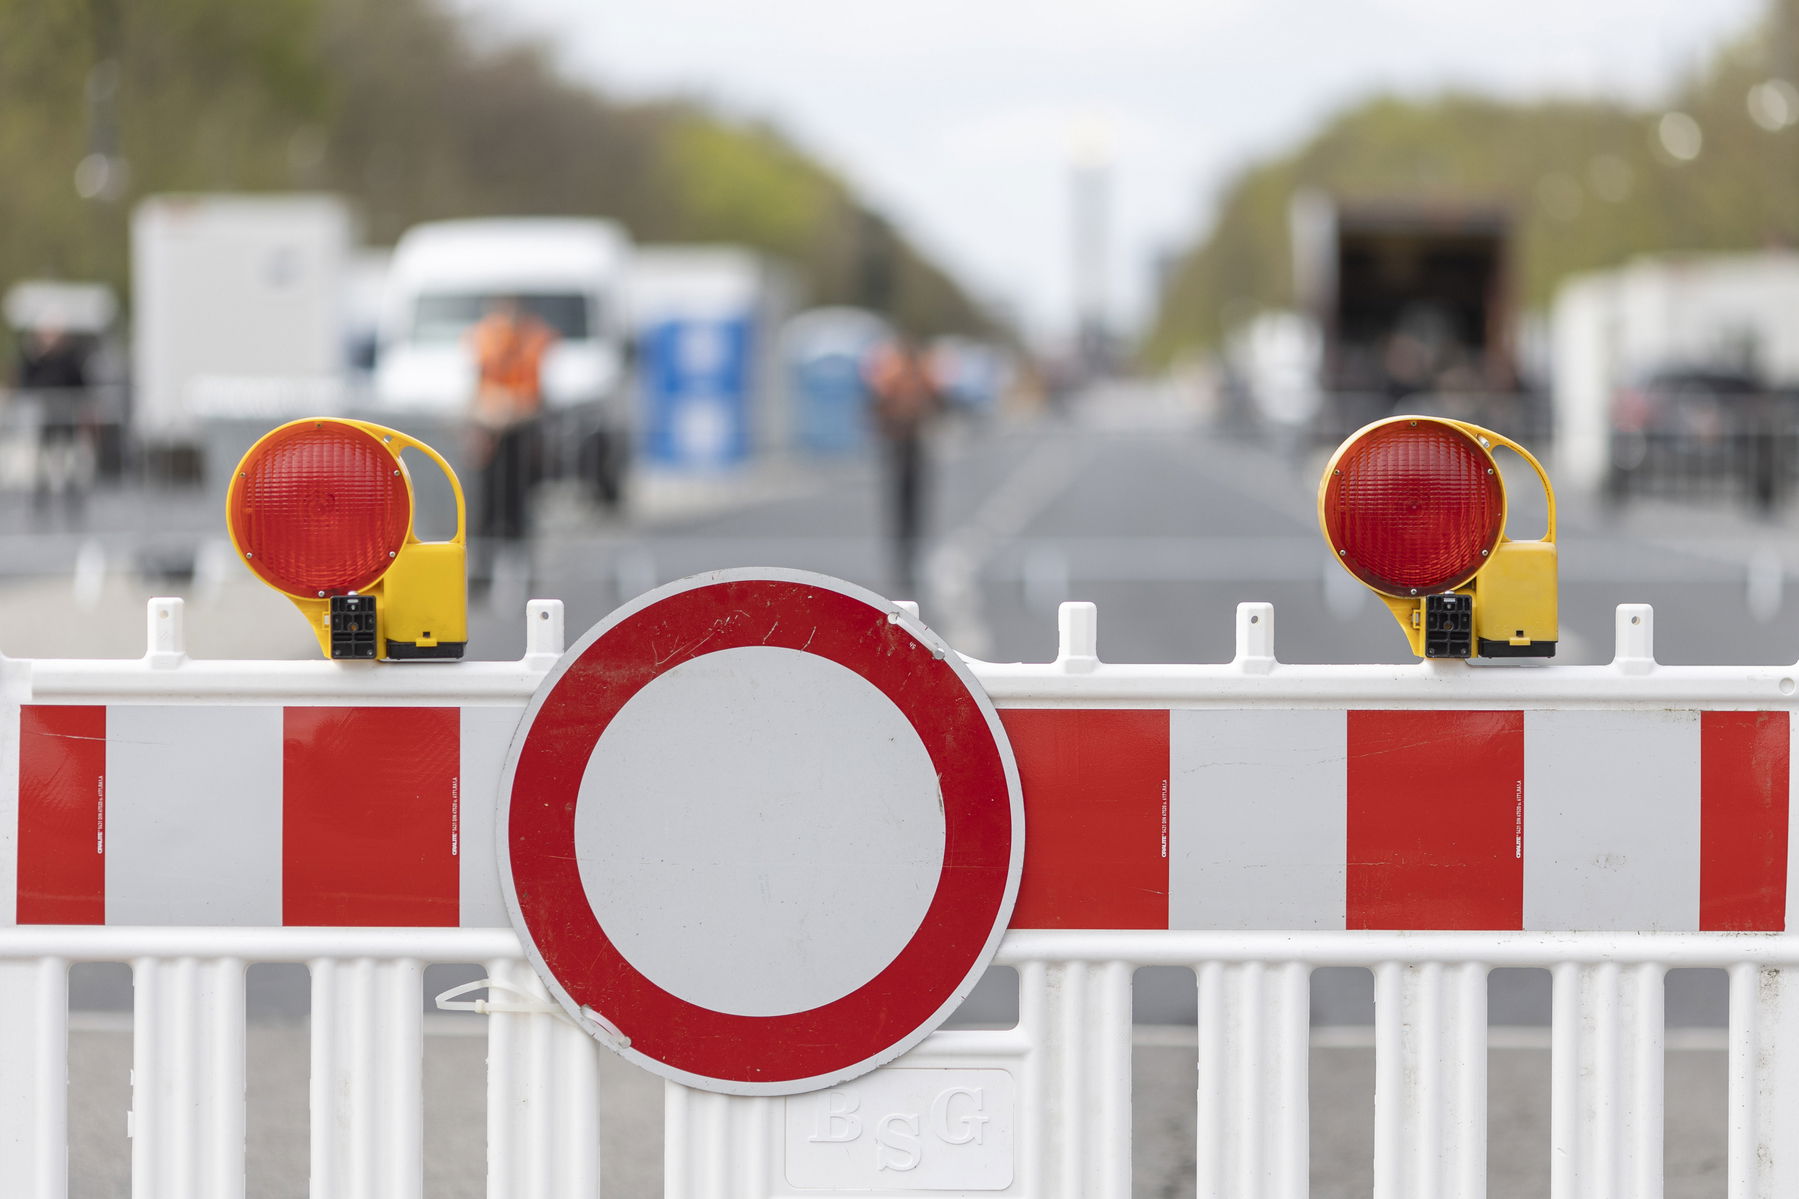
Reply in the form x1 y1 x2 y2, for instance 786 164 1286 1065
1323 421 1503 595
229 423 411 596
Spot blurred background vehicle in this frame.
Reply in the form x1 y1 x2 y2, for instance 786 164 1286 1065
132 193 358 515
373 217 635 505
1554 249 1799 507
1222 192 1546 461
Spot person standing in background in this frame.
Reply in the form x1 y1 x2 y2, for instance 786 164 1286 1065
16 324 92 522
864 336 942 592
467 297 556 589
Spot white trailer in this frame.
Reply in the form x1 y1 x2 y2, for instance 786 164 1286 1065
1551 250 1799 492
131 194 354 443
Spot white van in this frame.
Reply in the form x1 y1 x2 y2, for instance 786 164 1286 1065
373 217 633 502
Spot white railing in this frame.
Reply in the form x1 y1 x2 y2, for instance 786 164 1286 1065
6 927 1796 1196
0 927 601 1199
5 596 1799 1196
667 931 1799 1198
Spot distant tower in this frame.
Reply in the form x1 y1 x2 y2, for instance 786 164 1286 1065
1069 117 1112 379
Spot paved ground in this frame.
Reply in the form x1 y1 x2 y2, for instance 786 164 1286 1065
11 386 1791 1191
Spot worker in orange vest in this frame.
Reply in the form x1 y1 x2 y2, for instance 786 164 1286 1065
863 335 943 591
466 297 556 587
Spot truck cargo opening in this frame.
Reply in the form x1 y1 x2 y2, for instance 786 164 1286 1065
1333 209 1507 389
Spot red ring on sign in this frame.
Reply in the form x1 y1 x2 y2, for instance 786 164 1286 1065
506 578 1014 1087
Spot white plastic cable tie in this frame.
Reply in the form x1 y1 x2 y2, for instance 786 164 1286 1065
580 1005 633 1049
433 977 566 1018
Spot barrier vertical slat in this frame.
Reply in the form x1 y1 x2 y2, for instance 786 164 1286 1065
1736 962 1799 1196
309 957 422 1199
1195 961 1224 1192
1550 961 1664 1199
525 998 552 1198
383 959 423 1196
696 1091 727 1197
1235 962 1265 1198
1630 964 1666 1199
670 1090 709 1198
1022 958 1130 1199
1194 960 1308 1199
1097 961 1134 1198
1454 962 1489 1199
558 1053 602 1197
482 958 601 1198
1728 962 1757 1199
1053 960 1087 1197
737 1091 771 1197
1625 963 1656 1194
1373 965 1403 1199
0 957 68 1199
1373 960 1487 1199
662 1081 690 1197
1017 957 1048 1193
663 1087 770 1199
486 959 519 1194
129 956 247 1199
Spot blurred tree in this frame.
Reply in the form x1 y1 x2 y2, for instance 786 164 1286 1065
1144 0 1799 366
0 0 992 336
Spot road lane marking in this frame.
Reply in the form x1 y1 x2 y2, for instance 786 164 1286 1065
925 435 1094 657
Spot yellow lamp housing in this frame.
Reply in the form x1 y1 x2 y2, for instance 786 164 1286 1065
226 418 468 662
1318 415 1557 660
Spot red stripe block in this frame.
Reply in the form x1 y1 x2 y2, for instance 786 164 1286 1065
17 705 107 924
1701 711 1789 931
1002 709 1169 929
283 707 460 926
1348 710 1524 930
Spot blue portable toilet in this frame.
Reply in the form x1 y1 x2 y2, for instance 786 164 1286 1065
640 317 753 468
782 307 890 456
630 246 795 471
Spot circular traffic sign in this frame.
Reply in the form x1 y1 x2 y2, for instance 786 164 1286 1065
498 568 1024 1095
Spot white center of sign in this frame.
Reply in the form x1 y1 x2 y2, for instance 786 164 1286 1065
574 645 947 1018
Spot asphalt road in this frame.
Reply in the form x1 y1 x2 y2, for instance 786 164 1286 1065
445 386 1799 672
16 385 1787 1193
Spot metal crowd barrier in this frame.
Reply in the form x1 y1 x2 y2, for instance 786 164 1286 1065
1607 427 1799 511
0 394 608 596
3 597 1798 1196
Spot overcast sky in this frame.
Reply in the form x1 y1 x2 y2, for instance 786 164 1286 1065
465 0 1763 341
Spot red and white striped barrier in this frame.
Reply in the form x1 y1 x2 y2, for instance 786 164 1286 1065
12 700 1788 935
6 593 1799 1199
1006 705 1788 934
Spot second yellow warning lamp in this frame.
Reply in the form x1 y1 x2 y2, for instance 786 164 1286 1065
1318 416 1558 660
227 418 467 661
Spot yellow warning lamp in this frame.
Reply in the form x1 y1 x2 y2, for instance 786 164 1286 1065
1318 416 1557 659
226 418 467 661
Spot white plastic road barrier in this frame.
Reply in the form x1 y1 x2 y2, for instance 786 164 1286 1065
2 588 1798 1196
